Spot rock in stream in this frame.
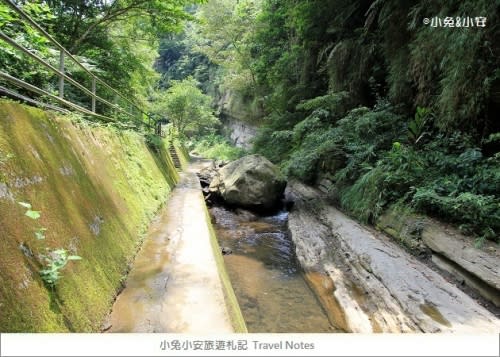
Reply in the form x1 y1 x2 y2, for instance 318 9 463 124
207 154 287 212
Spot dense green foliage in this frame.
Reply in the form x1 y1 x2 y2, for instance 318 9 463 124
0 2 57 91
3 0 499 241
190 134 247 161
165 0 500 241
156 30 218 94
153 1 261 149
150 77 219 138
0 0 204 118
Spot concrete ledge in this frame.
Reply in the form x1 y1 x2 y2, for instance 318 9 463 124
204 204 248 333
107 161 246 332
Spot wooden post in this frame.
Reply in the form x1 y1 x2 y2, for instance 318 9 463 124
58 50 64 98
91 78 96 113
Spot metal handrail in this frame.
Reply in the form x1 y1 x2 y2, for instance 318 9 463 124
2 0 143 113
0 85 70 113
0 71 114 122
0 30 138 120
0 0 154 128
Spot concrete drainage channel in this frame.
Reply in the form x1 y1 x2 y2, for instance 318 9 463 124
105 159 246 333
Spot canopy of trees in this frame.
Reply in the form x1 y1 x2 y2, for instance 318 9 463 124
0 0 204 112
155 0 500 244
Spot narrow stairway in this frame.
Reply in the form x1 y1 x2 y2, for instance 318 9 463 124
169 145 182 169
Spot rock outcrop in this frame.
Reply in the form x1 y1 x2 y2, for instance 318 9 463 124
422 224 500 307
209 155 286 211
226 119 257 150
377 207 500 307
286 180 500 333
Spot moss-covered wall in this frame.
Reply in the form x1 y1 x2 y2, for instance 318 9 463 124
0 100 185 332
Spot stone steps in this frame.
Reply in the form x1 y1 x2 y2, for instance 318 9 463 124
168 145 181 169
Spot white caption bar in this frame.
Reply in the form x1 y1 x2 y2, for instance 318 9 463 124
1 333 499 357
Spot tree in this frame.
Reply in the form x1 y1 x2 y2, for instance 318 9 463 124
44 0 205 54
155 28 216 94
192 0 261 96
151 77 219 138
42 0 206 107
0 2 56 91
0 1 204 118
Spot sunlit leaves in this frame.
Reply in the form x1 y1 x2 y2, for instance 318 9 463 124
151 77 219 138
18 202 41 220
35 228 47 240
25 210 41 220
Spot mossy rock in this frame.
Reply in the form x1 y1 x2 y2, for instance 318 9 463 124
376 205 429 256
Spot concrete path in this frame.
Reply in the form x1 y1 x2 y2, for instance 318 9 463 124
107 160 243 333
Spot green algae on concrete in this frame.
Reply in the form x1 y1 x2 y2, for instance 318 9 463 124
0 100 182 332
204 204 248 333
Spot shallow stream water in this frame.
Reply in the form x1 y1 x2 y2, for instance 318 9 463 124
209 206 337 332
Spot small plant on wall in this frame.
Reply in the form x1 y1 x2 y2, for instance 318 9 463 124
18 201 82 289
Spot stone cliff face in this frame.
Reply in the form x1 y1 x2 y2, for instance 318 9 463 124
0 100 183 332
225 118 257 150
217 90 260 149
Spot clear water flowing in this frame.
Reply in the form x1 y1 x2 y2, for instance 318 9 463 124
209 206 337 332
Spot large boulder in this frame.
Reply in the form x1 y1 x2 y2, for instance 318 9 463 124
209 154 286 211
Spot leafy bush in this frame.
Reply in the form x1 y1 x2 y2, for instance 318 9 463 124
39 249 82 289
145 133 165 152
296 91 352 120
0 2 56 92
328 104 406 184
252 127 292 164
413 189 499 242
192 134 246 161
271 101 344 180
339 166 386 223
265 103 500 240
150 77 220 139
252 111 303 163
407 106 432 145
284 149 321 183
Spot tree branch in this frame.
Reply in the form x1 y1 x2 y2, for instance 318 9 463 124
69 0 151 53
